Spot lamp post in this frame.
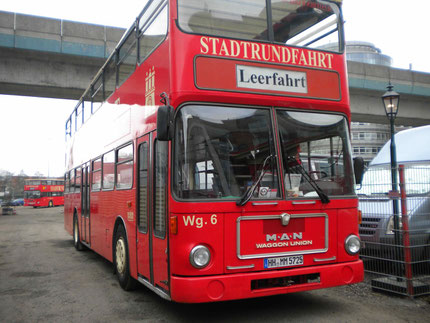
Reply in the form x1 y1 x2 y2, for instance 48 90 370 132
381 83 401 275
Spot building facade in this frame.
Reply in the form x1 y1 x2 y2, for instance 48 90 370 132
343 42 400 164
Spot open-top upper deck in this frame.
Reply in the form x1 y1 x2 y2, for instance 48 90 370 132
65 0 348 143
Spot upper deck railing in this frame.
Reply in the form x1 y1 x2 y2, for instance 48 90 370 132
65 0 345 140
65 0 168 141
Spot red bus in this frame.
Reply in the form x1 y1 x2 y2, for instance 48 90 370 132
24 178 65 207
64 0 364 303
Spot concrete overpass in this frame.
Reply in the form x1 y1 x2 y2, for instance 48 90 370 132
348 61 430 126
0 10 125 100
1 10 429 126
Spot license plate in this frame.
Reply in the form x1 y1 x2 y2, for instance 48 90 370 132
264 255 304 268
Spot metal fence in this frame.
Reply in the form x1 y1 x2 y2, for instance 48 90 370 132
358 164 430 297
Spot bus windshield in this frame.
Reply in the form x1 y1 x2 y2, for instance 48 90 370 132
177 0 342 51
24 191 41 199
174 105 279 199
174 105 354 200
277 110 354 197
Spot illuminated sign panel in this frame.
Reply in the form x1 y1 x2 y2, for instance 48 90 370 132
236 65 308 94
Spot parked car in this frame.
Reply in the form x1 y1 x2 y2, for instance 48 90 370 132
357 126 430 262
1 200 11 207
1 200 15 215
12 198 24 206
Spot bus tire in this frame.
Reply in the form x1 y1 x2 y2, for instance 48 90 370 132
114 225 137 291
49 200 53 207
73 215 85 251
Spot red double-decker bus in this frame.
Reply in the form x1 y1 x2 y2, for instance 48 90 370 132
24 178 64 208
64 0 364 303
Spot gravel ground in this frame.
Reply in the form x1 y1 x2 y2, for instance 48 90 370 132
0 206 429 322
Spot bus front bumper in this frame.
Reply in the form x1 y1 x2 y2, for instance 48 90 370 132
170 260 363 303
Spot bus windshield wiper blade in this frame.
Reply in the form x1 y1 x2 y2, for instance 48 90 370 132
237 154 275 206
291 160 330 204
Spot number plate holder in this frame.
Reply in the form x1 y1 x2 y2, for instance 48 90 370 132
264 255 304 269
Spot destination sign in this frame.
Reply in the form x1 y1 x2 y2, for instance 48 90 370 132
236 65 307 94
195 56 340 100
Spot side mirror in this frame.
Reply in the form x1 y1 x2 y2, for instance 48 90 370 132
353 157 365 185
157 105 174 141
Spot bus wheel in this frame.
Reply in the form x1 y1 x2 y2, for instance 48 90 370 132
114 225 137 291
49 201 53 207
73 215 84 251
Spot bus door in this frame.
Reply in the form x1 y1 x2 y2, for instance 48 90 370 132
81 164 90 245
136 133 169 294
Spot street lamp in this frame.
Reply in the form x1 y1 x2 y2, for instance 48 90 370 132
382 83 401 275
382 83 400 120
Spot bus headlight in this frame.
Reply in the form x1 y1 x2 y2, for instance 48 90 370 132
190 245 211 269
344 235 361 255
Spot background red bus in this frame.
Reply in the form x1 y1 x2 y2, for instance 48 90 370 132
64 0 364 303
24 178 64 208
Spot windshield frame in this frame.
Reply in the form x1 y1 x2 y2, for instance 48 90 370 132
172 103 281 202
176 0 344 53
24 190 41 199
172 103 356 202
276 107 355 199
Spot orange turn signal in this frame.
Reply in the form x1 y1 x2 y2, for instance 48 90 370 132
358 210 362 225
170 216 178 235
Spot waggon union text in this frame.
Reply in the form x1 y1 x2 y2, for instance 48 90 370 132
256 241 313 249
200 36 334 69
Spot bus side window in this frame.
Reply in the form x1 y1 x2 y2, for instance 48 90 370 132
116 143 134 189
75 167 82 193
138 142 149 233
154 140 168 238
92 158 102 191
104 58 116 100
70 170 75 193
102 151 115 190
118 28 137 86
139 4 168 63
65 173 69 194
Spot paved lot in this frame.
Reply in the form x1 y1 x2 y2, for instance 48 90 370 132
1 207 429 322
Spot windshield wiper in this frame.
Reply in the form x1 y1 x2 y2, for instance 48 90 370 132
237 154 275 206
290 159 330 204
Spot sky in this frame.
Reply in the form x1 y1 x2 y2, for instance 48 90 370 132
0 0 429 177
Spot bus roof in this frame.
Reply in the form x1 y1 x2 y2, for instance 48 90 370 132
370 125 430 166
25 178 64 182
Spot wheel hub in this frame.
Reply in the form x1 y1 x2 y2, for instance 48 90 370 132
74 219 78 243
116 238 126 274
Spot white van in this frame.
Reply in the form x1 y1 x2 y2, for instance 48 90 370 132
358 125 430 259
